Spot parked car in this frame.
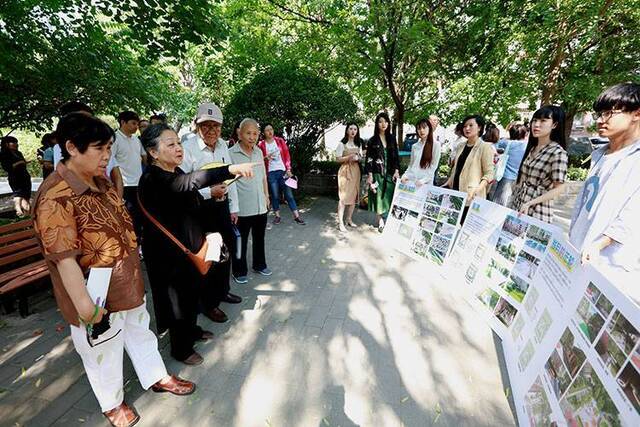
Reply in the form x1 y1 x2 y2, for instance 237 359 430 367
402 133 418 152
567 136 593 156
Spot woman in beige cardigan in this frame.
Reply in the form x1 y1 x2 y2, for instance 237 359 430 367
443 115 495 222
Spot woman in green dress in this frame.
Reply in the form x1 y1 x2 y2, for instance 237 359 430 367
365 112 400 232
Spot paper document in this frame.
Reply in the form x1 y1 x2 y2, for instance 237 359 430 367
205 233 224 262
86 268 112 307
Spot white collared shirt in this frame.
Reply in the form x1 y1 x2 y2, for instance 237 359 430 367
181 136 239 213
112 129 145 186
401 139 442 185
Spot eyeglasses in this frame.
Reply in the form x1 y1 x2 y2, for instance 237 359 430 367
593 110 624 122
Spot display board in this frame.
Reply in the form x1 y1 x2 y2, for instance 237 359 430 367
389 196 640 426
518 266 639 426
445 198 571 343
382 182 467 265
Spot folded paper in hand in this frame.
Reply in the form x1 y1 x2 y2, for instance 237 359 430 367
86 268 112 308
205 233 224 262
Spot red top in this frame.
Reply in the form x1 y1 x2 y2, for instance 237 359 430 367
258 136 292 173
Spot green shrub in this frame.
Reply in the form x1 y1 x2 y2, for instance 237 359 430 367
310 160 341 175
567 167 588 181
568 153 591 168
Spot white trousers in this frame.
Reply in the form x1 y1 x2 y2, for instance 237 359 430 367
70 301 168 412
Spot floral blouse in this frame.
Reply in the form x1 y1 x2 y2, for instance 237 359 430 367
32 162 145 326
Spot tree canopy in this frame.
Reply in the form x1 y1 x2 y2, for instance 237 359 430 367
225 64 358 172
0 0 225 132
2 0 639 143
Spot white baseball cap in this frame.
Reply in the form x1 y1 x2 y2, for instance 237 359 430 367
195 102 223 124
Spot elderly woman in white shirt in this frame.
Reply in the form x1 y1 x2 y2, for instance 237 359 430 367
401 118 441 187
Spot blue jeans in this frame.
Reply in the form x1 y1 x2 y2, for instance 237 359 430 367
268 170 297 212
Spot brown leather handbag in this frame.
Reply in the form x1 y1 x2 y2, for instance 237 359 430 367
137 194 213 275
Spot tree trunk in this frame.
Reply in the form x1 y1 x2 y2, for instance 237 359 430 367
395 107 405 149
563 108 575 143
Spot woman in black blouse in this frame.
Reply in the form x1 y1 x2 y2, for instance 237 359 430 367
138 124 255 365
365 112 400 232
0 136 32 216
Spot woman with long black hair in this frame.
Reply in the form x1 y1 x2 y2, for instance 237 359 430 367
401 118 441 187
509 105 568 223
365 112 400 232
335 123 363 231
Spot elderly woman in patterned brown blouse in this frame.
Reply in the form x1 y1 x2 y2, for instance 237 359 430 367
31 113 195 427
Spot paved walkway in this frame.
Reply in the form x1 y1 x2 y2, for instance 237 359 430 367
0 197 516 427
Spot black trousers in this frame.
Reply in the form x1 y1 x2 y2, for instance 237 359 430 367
200 199 234 310
169 321 204 361
233 213 267 277
460 206 470 225
123 186 143 240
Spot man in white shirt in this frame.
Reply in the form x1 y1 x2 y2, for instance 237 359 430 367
111 110 146 239
181 102 242 323
569 83 640 272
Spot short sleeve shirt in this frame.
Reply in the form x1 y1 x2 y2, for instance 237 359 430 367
509 142 568 223
265 141 286 171
32 162 145 325
229 143 268 216
112 130 145 186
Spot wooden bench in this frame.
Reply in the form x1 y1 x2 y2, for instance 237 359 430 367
0 219 50 316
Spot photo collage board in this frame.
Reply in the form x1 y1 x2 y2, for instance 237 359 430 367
445 198 569 344
382 182 467 266
520 267 640 427
442 198 640 426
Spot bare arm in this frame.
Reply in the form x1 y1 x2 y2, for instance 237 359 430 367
519 182 565 213
110 166 124 199
263 170 270 209
55 257 106 323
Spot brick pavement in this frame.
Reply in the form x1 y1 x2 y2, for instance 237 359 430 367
0 197 516 427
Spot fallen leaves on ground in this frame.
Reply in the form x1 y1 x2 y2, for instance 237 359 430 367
433 402 442 423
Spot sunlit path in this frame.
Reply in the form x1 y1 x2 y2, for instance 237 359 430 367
0 197 515 426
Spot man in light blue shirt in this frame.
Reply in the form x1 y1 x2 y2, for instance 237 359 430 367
491 124 528 206
570 83 640 272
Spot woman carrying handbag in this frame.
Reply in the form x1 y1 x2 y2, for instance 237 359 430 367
138 123 256 365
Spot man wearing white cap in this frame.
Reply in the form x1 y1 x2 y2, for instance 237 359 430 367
181 102 243 323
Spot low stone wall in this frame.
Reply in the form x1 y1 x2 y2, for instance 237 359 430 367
300 174 338 197
300 173 585 209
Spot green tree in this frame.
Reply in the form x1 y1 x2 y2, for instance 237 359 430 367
441 0 640 131
224 64 357 173
262 0 462 143
0 0 226 133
